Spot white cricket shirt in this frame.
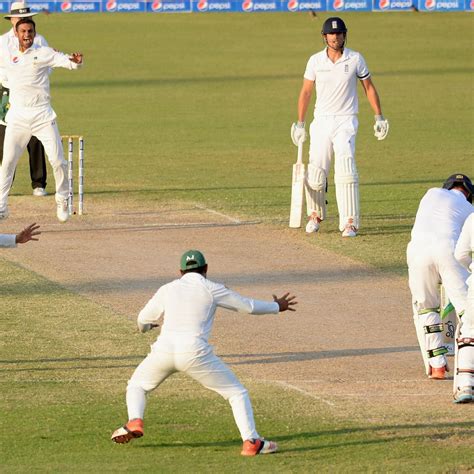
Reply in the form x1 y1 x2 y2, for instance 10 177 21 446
137 272 279 352
0 28 48 88
410 188 473 244
304 47 370 117
0 42 81 109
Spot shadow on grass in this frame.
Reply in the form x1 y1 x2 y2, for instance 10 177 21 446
136 420 474 450
0 346 418 371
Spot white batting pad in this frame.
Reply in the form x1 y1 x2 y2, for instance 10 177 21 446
305 164 326 219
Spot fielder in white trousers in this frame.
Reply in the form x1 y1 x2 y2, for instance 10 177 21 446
454 213 474 402
0 17 82 222
112 250 296 456
407 184 473 379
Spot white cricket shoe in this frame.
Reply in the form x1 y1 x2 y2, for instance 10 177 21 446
56 199 69 223
33 187 47 197
306 212 321 234
453 386 473 404
342 220 357 238
0 208 9 220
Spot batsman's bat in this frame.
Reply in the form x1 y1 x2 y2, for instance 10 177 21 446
289 140 305 228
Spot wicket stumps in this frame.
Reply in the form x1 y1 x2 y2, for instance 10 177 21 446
62 135 84 216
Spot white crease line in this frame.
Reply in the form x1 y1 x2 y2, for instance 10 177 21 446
194 204 242 224
271 380 336 407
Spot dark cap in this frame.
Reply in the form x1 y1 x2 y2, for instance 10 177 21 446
180 250 207 271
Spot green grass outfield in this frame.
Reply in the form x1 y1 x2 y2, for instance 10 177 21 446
1 12 473 472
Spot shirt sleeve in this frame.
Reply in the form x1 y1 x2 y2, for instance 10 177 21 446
454 214 474 270
0 234 17 247
137 286 165 332
303 55 316 82
43 47 82 70
36 34 49 48
211 283 279 315
356 53 370 81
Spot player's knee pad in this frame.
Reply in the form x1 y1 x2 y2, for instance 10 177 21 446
305 164 327 220
334 168 359 231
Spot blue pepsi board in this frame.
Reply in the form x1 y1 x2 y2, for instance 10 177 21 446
373 0 414 9
104 0 147 11
147 0 192 11
57 1 101 12
193 0 234 11
283 0 327 11
328 0 371 10
418 0 465 9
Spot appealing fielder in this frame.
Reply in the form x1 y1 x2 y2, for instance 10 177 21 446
291 17 388 238
407 174 473 380
453 213 474 403
0 2 48 197
0 18 83 223
111 250 297 456
0 221 40 247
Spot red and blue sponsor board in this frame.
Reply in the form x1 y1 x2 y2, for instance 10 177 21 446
373 0 414 10
0 0 470 12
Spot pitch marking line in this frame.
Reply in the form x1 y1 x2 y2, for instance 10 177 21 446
194 204 242 224
271 380 336 407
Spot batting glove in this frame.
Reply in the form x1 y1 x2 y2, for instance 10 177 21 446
291 121 307 146
374 115 389 141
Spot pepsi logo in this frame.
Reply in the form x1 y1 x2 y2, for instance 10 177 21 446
470 0 473 8
106 0 117 11
425 0 436 8
242 0 253 11
333 0 344 9
379 0 390 8
151 0 162 10
288 0 299 10
197 0 208 10
60 1 72 11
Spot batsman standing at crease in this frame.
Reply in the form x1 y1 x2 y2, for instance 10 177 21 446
0 2 48 198
112 250 297 456
291 17 388 238
407 174 473 383
0 17 83 223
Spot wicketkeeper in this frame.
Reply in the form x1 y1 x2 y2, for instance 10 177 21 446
111 250 297 456
407 174 473 381
291 17 388 238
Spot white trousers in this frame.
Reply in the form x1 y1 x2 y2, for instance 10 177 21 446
0 106 68 212
309 115 359 231
126 345 260 441
407 240 468 369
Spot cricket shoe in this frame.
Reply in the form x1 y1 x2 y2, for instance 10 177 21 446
111 418 144 444
241 438 278 456
0 208 9 220
56 199 69 223
342 219 357 238
453 386 473 404
306 212 321 234
33 187 47 197
429 365 447 380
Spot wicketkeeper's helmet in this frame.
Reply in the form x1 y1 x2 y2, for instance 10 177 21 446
321 17 347 35
442 173 474 203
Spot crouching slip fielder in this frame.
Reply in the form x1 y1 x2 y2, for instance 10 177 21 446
407 174 473 381
0 17 83 223
112 250 297 456
291 17 388 238
0 221 40 247
453 213 474 403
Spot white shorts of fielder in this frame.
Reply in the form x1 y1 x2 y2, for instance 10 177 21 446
307 115 359 231
407 240 468 374
0 106 68 212
126 344 260 441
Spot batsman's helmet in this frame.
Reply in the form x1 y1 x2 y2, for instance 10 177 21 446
442 173 474 203
321 17 347 35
